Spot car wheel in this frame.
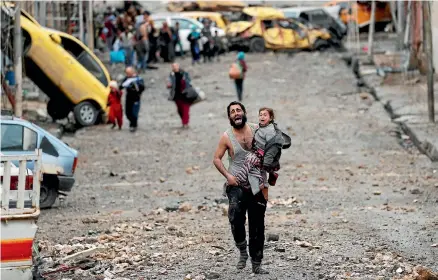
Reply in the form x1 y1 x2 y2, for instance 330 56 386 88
313 39 329 51
74 101 98 126
47 99 70 121
249 37 265 53
40 182 58 209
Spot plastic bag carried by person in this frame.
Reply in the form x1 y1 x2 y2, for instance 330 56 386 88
110 50 125 64
229 63 242 80
182 86 206 104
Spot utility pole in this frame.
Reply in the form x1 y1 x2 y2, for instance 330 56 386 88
79 0 84 42
39 1 46 27
390 1 399 34
66 1 71 33
423 0 435 123
397 0 405 35
367 0 376 59
87 0 94 50
14 1 22 117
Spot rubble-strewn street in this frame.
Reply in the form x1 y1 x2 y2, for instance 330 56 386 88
35 52 438 280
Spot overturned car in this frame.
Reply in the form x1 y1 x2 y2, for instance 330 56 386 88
281 6 347 47
226 7 334 52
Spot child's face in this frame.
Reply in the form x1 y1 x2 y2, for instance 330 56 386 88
259 110 271 126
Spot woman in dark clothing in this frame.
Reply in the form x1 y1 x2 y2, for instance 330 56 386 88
147 20 159 64
187 26 201 65
159 22 175 63
167 63 192 129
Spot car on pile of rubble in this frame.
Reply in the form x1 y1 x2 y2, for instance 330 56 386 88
1 113 79 209
1 3 111 127
281 6 347 46
226 6 333 52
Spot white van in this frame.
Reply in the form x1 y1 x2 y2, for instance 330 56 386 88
151 13 227 52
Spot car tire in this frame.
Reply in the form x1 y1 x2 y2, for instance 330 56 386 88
74 101 98 127
249 37 265 53
40 182 58 209
47 99 70 121
313 39 329 51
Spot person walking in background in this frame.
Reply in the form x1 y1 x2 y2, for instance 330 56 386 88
159 22 175 63
173 21 184 57
167 63 192 129
107 81 123 130
120 67 145 132
134 11 151 72
212 30 224 62
234 52 248 102
147 20 159 64
120 26 135 67
201 20 213 63
187 26 201 65
104 15 117 51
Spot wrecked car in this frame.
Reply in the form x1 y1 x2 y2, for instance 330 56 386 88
226 7 333 52
281 6 347 46
1 114 79 209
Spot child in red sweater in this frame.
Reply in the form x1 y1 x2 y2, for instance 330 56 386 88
108 81 123 129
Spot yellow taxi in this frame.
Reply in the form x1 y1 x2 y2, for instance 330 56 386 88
226 7 332 52
4 5 111 126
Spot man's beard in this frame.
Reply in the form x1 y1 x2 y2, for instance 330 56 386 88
229 114 247 129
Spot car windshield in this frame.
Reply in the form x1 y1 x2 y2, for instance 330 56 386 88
59 35 108 87
283 11 298 18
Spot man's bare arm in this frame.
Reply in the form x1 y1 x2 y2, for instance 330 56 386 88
140 24 148 40
213 133 232 179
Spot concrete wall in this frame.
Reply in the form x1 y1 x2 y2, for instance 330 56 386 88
431 1 438 71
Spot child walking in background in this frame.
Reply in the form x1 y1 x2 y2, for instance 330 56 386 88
108 81 123 130
230 52 247 101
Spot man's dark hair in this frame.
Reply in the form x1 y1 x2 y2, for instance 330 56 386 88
143 10 150 16
227 101 246 117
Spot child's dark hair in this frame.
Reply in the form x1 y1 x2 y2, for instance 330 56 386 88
259 107 275 122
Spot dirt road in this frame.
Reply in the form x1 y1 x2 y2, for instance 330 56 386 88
35 52 438 280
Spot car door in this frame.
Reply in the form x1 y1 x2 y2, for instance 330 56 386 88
58 34 109 105
171 18 199 52
288 20 310 49
262 20 283 46
263 20 295 48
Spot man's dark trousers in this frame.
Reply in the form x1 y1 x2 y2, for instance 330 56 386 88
226 186 267 263
125 98 140 128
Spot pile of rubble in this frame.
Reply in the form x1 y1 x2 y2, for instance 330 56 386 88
35 203 229 279
322 250 438 280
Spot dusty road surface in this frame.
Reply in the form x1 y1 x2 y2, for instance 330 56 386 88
35 52 438 280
